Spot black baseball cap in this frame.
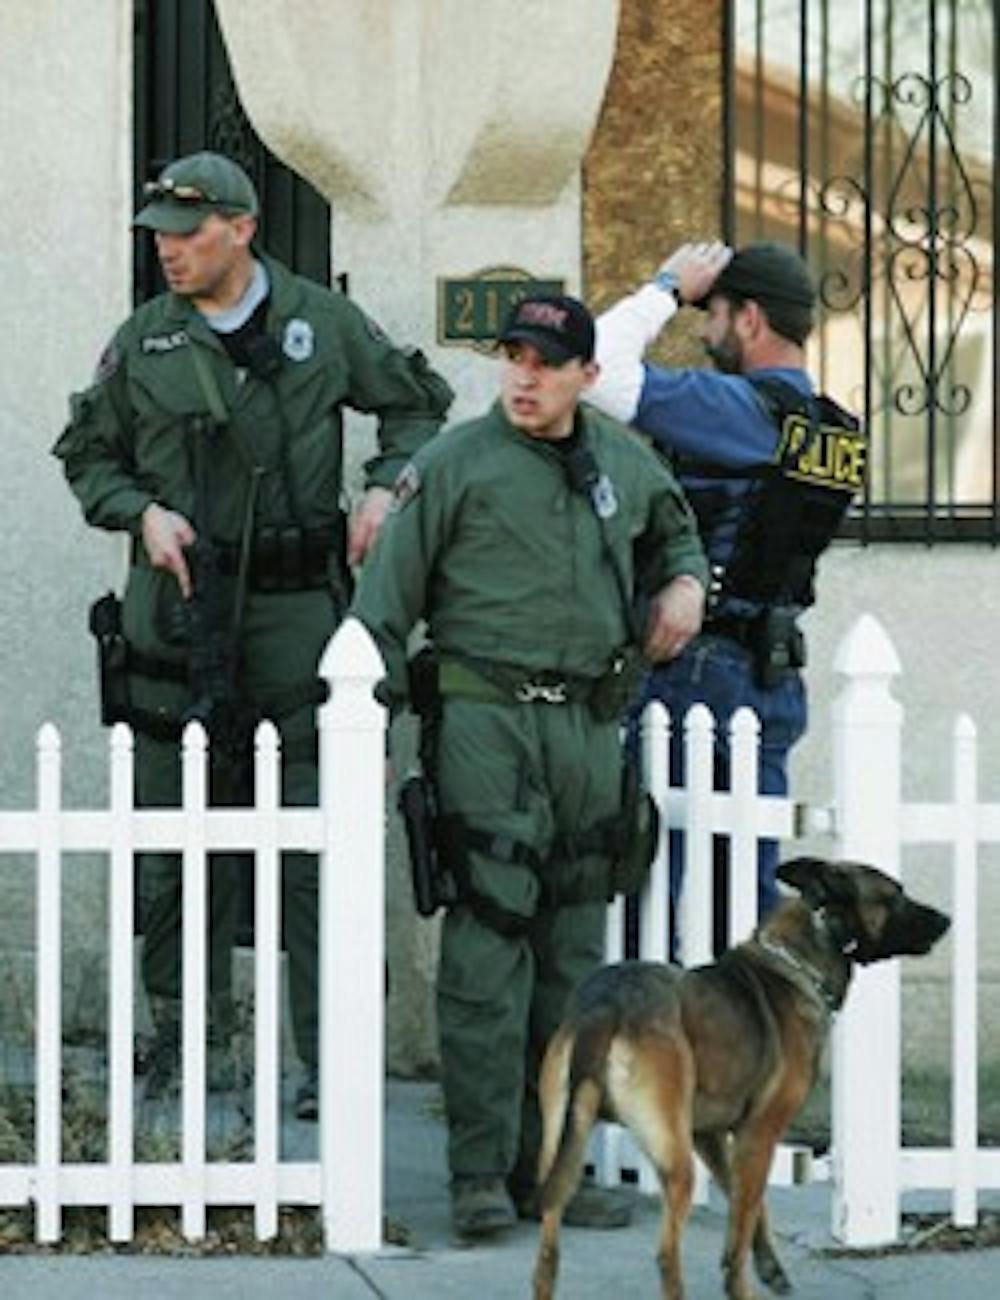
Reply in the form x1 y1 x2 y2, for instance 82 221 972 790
693 242 816 311
133 151 259 235
498 293 596 364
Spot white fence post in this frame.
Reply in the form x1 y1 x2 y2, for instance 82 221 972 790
107 722 136 1242
679 703 715 968
253 721 283 1242
728 707 761 946
318 618 387 1253
34 723 63 1243
950 714 978 1227
180 721 209 1242
639 701 671 962
829 613 903 1246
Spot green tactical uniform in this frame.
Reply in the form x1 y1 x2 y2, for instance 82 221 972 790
351 398 707 1188
52 252 452 1073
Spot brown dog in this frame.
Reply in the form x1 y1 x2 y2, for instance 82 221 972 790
531 857 950 1300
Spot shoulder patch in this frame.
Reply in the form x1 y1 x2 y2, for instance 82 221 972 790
391 461 422 512
93 339 121 383
362 313 393 347
283 317 315 362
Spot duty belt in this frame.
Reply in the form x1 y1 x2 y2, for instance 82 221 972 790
703 616 756 648
131 522 343 593
437 657 596 706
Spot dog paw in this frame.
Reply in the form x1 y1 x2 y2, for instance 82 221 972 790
757 1258 791 1294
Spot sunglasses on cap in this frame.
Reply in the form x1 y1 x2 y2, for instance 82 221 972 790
142 178 221 204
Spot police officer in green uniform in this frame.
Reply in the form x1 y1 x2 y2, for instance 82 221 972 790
52 151 452 1117
351 294 708 1238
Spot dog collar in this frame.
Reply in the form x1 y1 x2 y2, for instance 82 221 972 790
754 935 842 1015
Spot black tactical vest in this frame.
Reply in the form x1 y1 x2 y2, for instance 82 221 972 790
672 376 866 613
716 376 866 609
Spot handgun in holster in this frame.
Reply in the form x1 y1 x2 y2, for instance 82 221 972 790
588 645 646 723
398 770 459 916
88 590 130 726
398 646 459 917
608 755 660 898
749 607 806 689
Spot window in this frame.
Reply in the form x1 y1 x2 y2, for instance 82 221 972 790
725 0 998 540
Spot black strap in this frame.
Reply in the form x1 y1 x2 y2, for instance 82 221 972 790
551 816 621 866
463 825 544 872
187 344 263 651
702 616 756 647
255 677 330 718
120 675 327 743
460 816 622 917
561 440 643 646
435 817 534 937
125 645 189 685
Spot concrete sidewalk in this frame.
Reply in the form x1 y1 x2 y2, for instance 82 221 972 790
2 1079 998 1298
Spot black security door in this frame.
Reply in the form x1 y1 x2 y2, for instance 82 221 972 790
133 0 331 304
133 1 332 946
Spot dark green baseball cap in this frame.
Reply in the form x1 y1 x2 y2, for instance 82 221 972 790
693 241 816 311
133 151 259 234
693 241 816 344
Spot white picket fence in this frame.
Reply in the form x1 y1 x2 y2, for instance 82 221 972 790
0 618 387 1252
0 611 996 1251
599 611 1000 1247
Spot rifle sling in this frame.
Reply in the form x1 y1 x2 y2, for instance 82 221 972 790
187 341 261 645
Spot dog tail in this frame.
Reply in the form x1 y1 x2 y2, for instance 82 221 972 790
537 1013 616 1215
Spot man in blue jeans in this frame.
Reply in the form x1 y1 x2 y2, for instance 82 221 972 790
588 240 866 950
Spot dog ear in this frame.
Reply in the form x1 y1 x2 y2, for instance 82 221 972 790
775 857 850 907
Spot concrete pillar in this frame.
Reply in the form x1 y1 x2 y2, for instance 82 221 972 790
0 3 132 989
215 0 620 418
214 0 620 1073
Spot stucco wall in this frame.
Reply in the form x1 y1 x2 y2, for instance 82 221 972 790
0 4 132 976
796 546 1000 1071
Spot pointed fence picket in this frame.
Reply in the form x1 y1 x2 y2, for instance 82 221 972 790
598 613 1000 1247
0 612 998 1251
0 616 385 1252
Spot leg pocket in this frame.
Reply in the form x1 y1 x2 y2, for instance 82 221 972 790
437 699 549 921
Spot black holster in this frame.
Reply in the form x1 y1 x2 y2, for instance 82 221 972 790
748 607 806 689
88 591 130 726
399 647 459 917
398 772 438 917
608 757 660 898
588 646 646 723
398 772 459 917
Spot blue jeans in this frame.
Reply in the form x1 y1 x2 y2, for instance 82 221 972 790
631 633 807 950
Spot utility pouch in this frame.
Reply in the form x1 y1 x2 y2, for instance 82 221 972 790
408 646 441 718
588 646 645 724
278 525 304 591
608 758 659 898
398 771 458 917
88 591 130 726
749 607 805 689
302 524 332 589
